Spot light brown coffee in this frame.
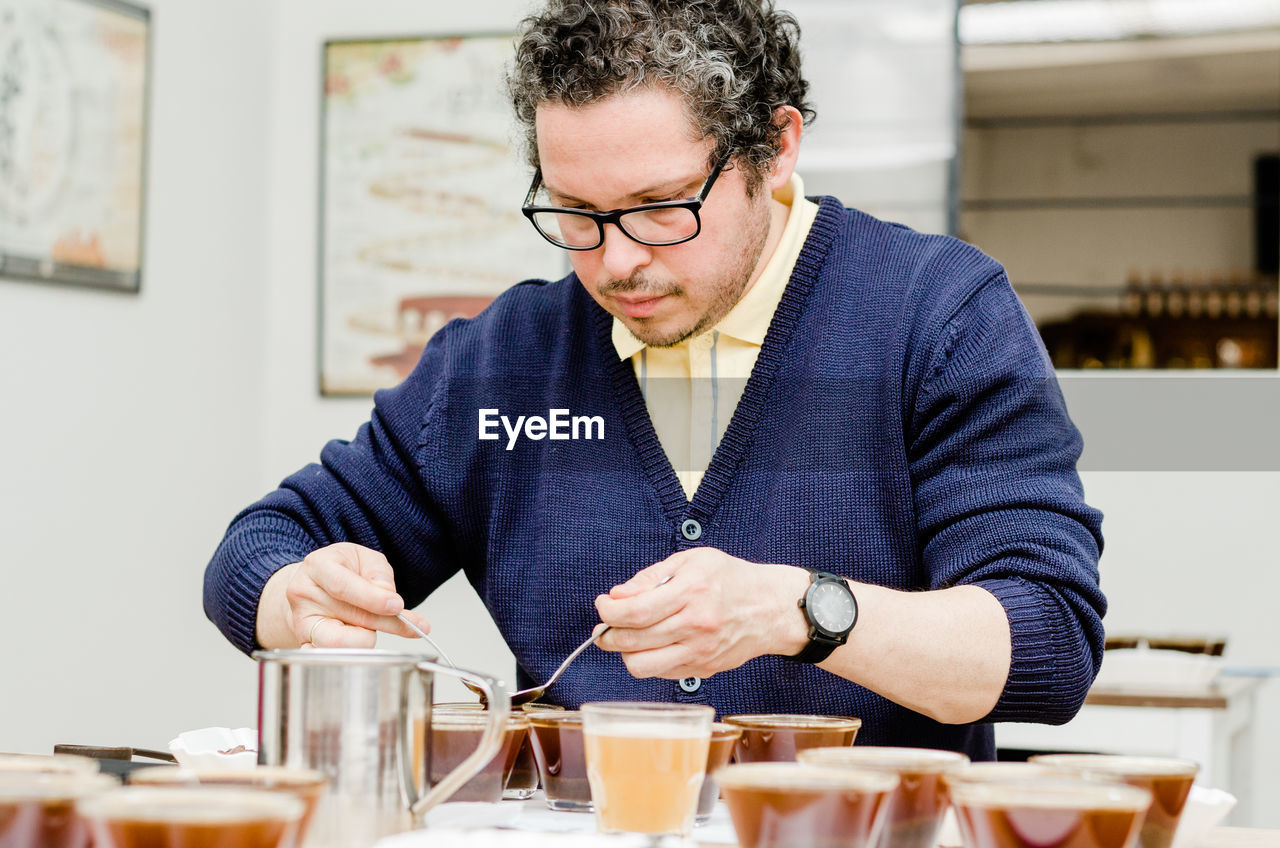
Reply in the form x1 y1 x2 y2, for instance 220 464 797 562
718 762 897 848
723 714 862 763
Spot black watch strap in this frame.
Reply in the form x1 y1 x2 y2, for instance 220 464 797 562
789 634 843 664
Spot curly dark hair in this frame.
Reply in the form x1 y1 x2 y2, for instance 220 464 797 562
507 0 815 192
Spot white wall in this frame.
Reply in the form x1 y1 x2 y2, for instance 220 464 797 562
0 0 275 752
255 0 542 700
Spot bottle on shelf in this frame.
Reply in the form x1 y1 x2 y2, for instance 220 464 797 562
1205 270 1226 319
1166 268 1187 319
1143 268 1166 319
1224 268 1246 319
1185 271 1205 319
1122 268 1144 317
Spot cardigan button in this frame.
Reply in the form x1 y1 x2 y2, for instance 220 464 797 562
678 676 702 693
680 519 703 541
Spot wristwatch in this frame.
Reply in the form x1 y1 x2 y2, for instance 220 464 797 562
788 570 858 663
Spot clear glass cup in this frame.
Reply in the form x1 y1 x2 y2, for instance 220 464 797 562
798 746 969 848
528 711 592 812
128 766 327 844
581 701 713 838
721 713 862 763
433 700 564 800
696 722 742 824
0 752 101 776
1028 754 1199 848
77 786 303 848
717 761 898 848
948 777 1152 848
427 710 530 802
0 771 117 848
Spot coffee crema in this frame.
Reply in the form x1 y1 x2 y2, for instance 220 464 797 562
949 779 1152 848
798 746 969 848
722 714 862 764
77 787 303 848
1028 755 1198 848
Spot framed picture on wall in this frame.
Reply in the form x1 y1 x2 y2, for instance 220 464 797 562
319 34 564 397
0 0 151 293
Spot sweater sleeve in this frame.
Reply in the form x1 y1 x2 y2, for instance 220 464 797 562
908 270 1105 725
203 330 459 655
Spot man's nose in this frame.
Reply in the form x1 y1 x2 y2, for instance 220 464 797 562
599 223 653 280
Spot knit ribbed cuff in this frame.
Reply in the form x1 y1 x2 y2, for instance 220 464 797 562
976 577 1096 725
210 514 318 655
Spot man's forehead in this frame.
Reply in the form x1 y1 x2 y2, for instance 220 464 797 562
533 93 714 202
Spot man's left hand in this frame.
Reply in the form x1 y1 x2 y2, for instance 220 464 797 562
594 547 810 679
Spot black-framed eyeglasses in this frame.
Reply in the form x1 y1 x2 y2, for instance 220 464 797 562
521 150 733 251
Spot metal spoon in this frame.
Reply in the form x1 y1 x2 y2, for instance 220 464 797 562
508 624 611 707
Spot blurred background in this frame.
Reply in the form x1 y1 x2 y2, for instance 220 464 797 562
0 0 1276 827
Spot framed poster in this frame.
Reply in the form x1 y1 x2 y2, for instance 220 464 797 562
0 0 151 293
319 34 564 396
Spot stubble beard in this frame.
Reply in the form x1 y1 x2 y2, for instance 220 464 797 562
607 200 773 349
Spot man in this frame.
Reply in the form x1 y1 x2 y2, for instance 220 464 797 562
205 0 1105 759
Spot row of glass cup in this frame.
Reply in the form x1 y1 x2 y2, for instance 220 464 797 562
0 751 327 848
465 702 1201 848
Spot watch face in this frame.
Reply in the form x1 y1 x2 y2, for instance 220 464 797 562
809 581 856 634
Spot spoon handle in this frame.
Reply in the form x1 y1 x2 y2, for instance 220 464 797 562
398 613 457 668
544 625 610 689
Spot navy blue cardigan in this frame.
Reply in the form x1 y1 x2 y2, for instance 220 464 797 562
206 199 1105 760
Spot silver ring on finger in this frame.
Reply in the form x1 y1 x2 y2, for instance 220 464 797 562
307 617 330 646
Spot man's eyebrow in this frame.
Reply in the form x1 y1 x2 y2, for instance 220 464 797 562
544 171 703 207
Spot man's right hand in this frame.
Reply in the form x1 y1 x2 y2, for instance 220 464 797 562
254 542 429 649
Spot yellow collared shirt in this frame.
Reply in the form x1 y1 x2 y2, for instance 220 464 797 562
611 174 820 500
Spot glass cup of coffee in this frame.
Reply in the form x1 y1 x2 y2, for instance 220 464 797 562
77 786 304 848
581 701 713 838
948 777 1152 848
129 766 327 844
0 752 101 776
718 761 898 848
1028 754 1199 848
0 771 117 848
695 722 743 824
433 701 564 800
528 711 592 812
798 746 969 848
428 710 530 802
722 714 862 763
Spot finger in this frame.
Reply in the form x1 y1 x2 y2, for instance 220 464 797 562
607 555 686 599
309 553 404 616
352 545 399 592
597 620 679 655
303 615 377 650
619 644 698 680
596 576 683 629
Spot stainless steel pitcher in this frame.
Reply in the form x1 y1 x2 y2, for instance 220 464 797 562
254 649 509 846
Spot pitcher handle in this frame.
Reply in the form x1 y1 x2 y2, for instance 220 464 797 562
405 659 510 820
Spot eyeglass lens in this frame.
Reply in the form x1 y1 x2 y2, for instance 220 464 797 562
530 206 699 249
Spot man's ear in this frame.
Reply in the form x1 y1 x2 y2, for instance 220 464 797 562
766 105 804 192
